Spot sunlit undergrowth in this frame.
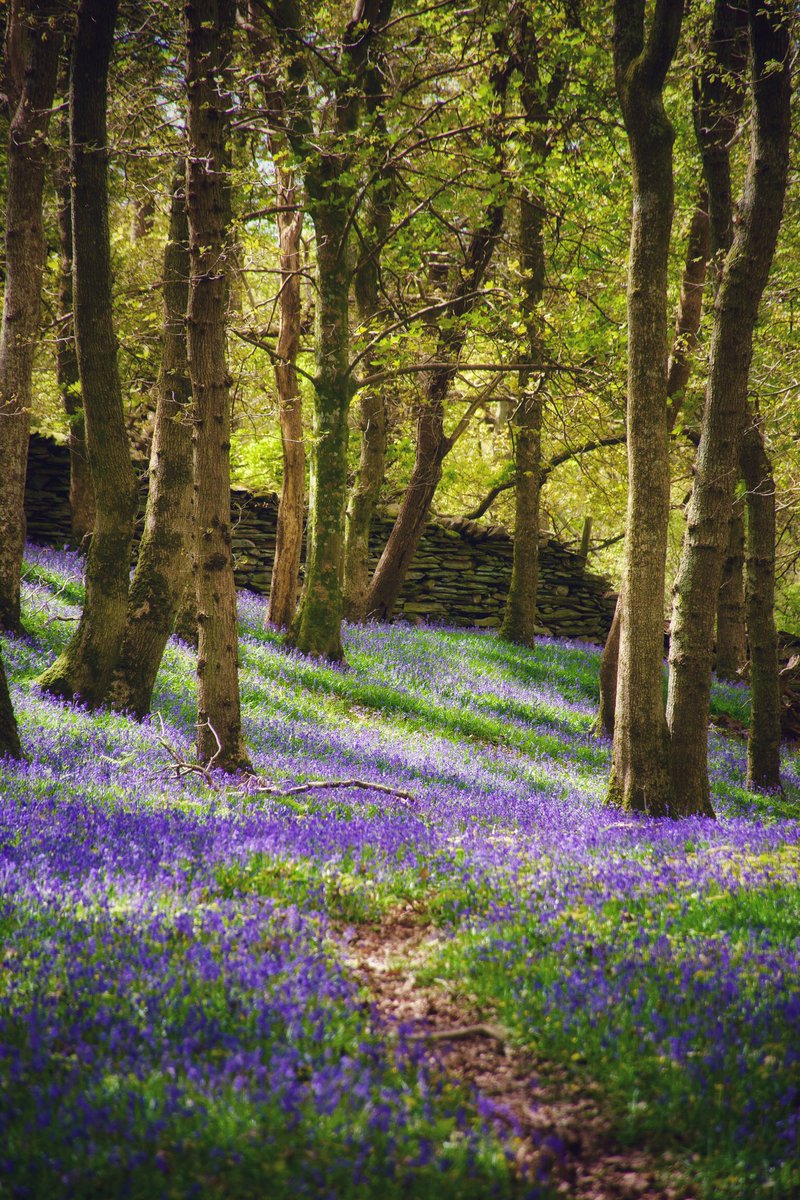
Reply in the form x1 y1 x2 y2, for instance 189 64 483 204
1 544 799 1199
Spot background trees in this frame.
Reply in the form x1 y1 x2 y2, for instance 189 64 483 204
0 0 797 798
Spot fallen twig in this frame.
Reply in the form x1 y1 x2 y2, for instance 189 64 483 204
245 777 417 806
406 1022 509 1043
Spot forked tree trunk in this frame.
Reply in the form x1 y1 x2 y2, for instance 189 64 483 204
54 79 95 549
267 162 305 630
0 1 61 632
741 420 781 792
666 0 791 817
598 188 710 737
716 497 746 679
109 171 194 717
38 0 139 707
0 648 22 760
185 0 251 771
608 0 683 815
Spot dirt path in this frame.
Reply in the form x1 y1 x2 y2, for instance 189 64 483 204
342 913 697 1200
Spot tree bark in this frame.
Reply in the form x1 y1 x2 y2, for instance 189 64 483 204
290 208 351 659
715 495 746 679
500 187 545 645
53 74 95 550
741 419 781 792
109 170 194 717
267 162 305 630
608 0 683 815
38 0 139 707
0 1 61 632
342 160 394 621
598 188 710 738
0 646 22 760
666 0 791 817
185 0 250 771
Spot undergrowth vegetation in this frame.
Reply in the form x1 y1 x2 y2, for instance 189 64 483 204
0 545 798 1198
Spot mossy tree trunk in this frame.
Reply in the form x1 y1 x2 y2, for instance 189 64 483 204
259 0 393 659
54 71 95 550
666 0 791 817
109 170 194 718
267 161 305 630
741 419 782 792
597 189 710 739
290 209 351 659
0 1 61 632
185 0 251 772
38 0 139 707
608 0 683 815
343 77 395 624
500 187 544 646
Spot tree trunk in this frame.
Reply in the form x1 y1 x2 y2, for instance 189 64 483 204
0 1 61 632
666 0 791 816
715 496 746 679
741 419 781 792
0 647 22 760
343 377 387 622
109 170 194 717
343 88 395 624
267 162 305 630
290 209 351 659
598 188 710 738
38 0 139 707
54 80 95 550
365 200 506 621
185 0 250 772
608 0 683 815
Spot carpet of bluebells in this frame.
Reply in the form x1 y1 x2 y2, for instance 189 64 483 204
1 544 799 1199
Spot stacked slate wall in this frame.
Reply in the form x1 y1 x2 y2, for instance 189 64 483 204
25 433 616 642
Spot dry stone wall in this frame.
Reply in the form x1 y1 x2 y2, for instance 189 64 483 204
25 433 616 643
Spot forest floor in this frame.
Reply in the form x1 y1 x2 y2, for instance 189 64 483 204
0 544 799 1199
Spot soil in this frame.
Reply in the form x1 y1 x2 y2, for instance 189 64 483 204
342 911 698 1200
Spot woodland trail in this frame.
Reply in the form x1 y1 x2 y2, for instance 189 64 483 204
343 912 699 1200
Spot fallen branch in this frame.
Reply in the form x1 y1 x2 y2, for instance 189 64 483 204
407 1022 509 1043
246 777 417 806
155 714 223 788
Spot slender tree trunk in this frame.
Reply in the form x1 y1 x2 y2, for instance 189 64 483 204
53 78 95 550
666 0 791 816
607 0 683 815
0 1 61 632
716 496 746 679
365 199 506 621
38 0 139 707
598 188 710 737
343 377 387 622
0 647 22 760
741 419 781 791
500 185 545 645
343 86 395 623
108 171 194 717
267 163 305 629
290 209 351 659
185 0 250 771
